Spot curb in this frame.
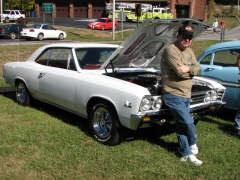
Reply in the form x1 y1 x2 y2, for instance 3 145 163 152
0 86 15 93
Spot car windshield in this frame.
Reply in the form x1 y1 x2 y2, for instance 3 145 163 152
75 47 116 69
96 19 107 22
3 11 10 14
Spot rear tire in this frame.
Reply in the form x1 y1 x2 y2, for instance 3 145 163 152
37 33 44 41
10 32 16 39
16 81 31 106
5 17 9 23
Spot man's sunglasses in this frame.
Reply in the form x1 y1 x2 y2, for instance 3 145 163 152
181 35 193 40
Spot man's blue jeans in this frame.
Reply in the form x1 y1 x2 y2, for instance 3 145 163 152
234 109 240 130
162 93 198 157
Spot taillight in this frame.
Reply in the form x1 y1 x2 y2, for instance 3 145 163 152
29 29 35 32
0 29 4 32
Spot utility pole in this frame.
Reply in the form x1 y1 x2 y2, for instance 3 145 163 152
112 0 115 40
1 0 3 23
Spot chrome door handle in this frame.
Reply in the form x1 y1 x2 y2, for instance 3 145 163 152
39 73 45 78
206 68 214 70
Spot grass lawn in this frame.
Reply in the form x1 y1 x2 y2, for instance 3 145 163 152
0 20 240 179
0 88 239 179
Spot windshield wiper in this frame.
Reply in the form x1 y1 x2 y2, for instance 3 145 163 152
104 54 119 76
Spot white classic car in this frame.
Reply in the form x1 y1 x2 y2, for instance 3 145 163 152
20 24 67 41
3 19 226 145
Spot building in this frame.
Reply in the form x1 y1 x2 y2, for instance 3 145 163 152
35 0 207 20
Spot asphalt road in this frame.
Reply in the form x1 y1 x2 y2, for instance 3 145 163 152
27 17 138 31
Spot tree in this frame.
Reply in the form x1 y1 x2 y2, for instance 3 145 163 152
2 0 35 16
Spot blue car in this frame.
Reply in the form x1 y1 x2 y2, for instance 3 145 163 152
198 41 240 110
0 24 27 39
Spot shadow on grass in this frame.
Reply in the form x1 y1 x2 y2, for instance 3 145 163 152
127 125 179 155
200 108 239 137
1 90 179 155
0 90 90 135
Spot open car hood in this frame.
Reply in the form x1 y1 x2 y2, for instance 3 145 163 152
101 18 210 70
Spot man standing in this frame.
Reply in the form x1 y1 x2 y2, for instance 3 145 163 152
220 19 225 33
161 25 202 165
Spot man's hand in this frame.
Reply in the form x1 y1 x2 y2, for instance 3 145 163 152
176 63 190 75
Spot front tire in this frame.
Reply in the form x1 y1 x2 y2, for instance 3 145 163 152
89 101 121 145
10 32 16 39
58 33 64 40
16 81 31 106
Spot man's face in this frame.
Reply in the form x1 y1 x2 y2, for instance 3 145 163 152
176 34 193 50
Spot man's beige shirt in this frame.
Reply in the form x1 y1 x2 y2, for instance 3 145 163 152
161 44 201 98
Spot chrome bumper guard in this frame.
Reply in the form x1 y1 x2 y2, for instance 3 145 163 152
129 101 226 130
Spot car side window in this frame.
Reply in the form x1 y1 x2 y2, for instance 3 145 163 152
199 54 212 65
75 48 116 69
36 49 51 65
214 50 238 67
42 25 48 29
36 48 76 71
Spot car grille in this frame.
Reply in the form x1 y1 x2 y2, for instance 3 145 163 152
191 89 225 105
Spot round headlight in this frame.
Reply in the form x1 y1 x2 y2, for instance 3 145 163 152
204 92 211 102
152 97 162 110
211 91 218 101
141 98 151 111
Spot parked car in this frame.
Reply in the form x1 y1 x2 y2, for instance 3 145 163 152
3 19 226 145
20 24 67 41
198 41 240 111
88 18 118 30
0 24 27 39
1 9 25 22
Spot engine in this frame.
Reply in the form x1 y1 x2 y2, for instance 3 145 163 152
129 74 162 95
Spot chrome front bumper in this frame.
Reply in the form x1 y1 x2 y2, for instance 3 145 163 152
129 101 226 130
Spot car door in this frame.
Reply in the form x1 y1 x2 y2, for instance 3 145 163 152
106 19 112 29
199 49 240 109
37 48 78 111
44 25 58 38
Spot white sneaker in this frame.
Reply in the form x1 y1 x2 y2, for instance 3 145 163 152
190 144 198 155
180 154 203 166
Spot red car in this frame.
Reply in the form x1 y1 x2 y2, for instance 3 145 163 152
88 18 118 30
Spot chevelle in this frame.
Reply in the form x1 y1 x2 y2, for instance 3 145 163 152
3 19 226 145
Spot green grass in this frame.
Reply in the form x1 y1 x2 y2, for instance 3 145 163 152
0 92 239 179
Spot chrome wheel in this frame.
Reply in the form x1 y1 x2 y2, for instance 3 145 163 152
16 81 30 106
89 101 122 145
93 106 112 139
